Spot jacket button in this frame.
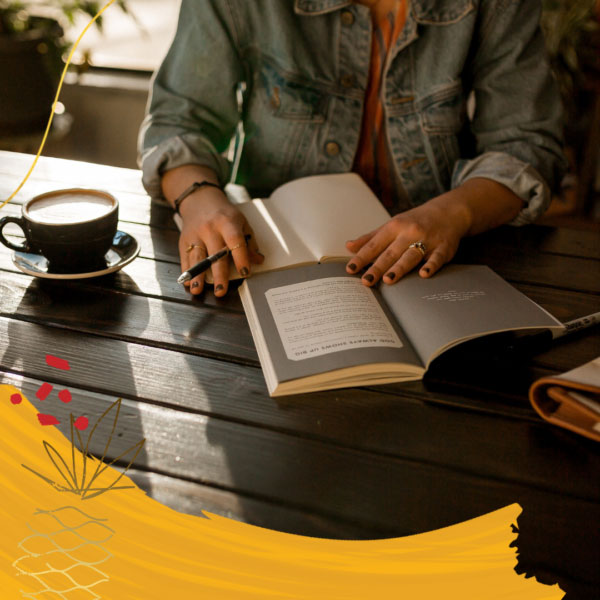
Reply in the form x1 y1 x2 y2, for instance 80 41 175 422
270 86 281 109
325 142 340 156
341 10 355 26
340 74 354 88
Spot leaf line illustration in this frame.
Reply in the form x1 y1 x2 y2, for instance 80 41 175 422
22 398 145 500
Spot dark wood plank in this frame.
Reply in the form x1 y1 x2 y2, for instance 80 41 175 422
517 283 600 323
0 269 255 362
123 468 377 539
462 224 600 261
2 319 599 501
0 151 147 196
459 230 600 294
0 244 245 311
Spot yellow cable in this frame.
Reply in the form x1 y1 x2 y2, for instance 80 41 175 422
0 0 116 210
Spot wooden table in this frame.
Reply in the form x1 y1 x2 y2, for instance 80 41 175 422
1 151 599 599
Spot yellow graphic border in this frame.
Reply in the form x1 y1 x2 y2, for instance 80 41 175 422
1 385 562 599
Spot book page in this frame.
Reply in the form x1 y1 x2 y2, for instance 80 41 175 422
243 263 422 384
381 264 564 367
267 173 391 261
237 201 315 272
265 277 403 362
557 357 600 389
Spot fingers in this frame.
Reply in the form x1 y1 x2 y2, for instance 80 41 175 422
359 239 424 286
419 245 452 278
210 224 263 297
203 231 231 297
178 198 264 296
345 230 376 254
181 231 263 299
381 244 426 284
344 202 467 285
179 238 207 296
363 240 455 286
222 222 264 279
345 228 392 275
246 225 265 265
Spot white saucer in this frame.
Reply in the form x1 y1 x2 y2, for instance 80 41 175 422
11 230 140 279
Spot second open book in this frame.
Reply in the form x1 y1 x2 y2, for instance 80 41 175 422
240 261 563 396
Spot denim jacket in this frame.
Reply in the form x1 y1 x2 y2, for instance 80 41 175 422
139 0 566 223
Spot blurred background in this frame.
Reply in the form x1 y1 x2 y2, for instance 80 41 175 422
0 0 598 225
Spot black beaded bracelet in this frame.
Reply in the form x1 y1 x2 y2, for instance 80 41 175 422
173 181 223 214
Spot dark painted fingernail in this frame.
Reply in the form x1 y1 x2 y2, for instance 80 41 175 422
240 267 249 277
348 263 357 272
363 273 374 283
386 272 396 281
191 281 199 289
215 284 224 292
422 267 430 273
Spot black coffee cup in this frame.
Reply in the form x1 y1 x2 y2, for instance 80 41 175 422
0 188 119 272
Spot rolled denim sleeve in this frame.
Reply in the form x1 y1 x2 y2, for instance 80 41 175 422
138 0 243 200
451 0 568 224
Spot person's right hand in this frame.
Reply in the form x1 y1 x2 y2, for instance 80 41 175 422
177 187 264 297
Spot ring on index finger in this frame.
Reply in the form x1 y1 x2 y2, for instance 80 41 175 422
407 241 426 258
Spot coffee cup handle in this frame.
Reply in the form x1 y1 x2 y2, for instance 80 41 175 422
0 216 32 252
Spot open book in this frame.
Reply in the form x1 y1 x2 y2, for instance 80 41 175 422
239 262 565 396
173 173 391 281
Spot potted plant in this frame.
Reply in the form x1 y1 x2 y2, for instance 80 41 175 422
0 0 128 135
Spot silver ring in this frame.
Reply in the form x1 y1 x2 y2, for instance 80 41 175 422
408 241 426 257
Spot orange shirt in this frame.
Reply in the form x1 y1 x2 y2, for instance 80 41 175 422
353 0 407 210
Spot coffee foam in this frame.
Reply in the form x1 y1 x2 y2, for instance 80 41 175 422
27 193 115 224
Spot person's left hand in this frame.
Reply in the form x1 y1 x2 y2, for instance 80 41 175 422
345 189 472 285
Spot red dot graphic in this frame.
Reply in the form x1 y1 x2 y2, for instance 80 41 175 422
37 414 60 426
10 393 22 405
45 355 70 370
58 389 72 403
36 383 53 401
74 416 89 430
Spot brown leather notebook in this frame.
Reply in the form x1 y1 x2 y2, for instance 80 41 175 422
529 357 600 442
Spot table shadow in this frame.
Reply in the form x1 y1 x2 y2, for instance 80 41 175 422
0 272 151 498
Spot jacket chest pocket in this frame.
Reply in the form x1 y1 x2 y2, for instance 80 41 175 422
259 62 327 123
421 80 465 134
413 0 475 25
244 61 328 177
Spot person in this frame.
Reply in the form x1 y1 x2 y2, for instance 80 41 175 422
138 0 566 297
